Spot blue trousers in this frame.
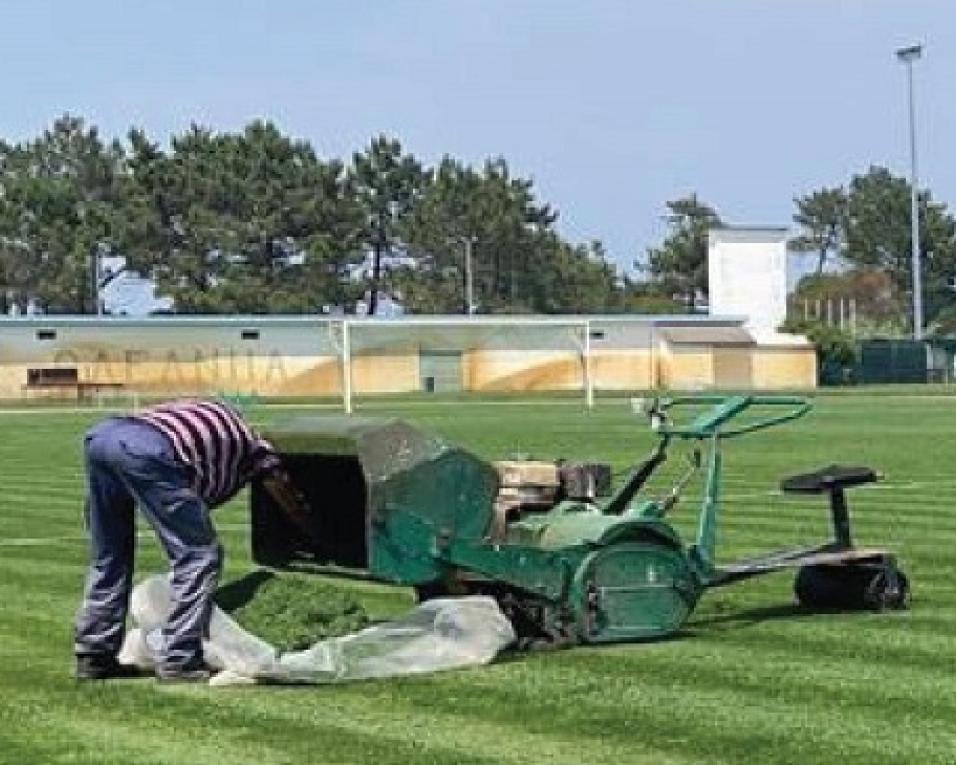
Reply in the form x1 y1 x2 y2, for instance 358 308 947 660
74 418 222 671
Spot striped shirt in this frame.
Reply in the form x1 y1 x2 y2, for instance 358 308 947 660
133 399 280 507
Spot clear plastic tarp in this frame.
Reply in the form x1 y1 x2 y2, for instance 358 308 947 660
118 575 515 686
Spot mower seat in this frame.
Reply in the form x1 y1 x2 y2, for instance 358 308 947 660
781 465 879 494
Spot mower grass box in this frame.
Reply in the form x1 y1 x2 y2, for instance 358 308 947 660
251 396 908 646
252 416 498 584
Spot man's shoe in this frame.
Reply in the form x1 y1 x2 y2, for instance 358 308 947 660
155 663 213 683
75 655 144 681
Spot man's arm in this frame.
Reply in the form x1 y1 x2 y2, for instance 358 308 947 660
260 468 315 542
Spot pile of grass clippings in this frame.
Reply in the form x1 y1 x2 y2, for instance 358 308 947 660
216 570 370 652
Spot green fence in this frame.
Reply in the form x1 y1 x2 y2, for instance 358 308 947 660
820 339 929 386
856 340 927 384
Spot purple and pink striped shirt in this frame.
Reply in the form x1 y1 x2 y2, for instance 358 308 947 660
133 399 280 507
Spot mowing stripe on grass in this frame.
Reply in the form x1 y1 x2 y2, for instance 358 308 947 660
2 397 955 765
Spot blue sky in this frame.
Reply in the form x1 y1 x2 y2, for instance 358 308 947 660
1 1 953 272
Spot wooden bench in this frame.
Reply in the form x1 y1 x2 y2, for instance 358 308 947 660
26 367 79 388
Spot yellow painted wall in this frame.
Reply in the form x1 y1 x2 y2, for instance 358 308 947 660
712 347 754 389
0 322 817 399
462 349 656 392
590 350 654 390
751 347 817 389
352 350 419 394
0 355 344 398
658 347 714 390
656 344 816 391
464 350 583 391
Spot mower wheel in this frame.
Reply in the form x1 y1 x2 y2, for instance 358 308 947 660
794 562 909 611
864 565 910 611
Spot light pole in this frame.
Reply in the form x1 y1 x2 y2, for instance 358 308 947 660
896 43 923 340
462 235 477 315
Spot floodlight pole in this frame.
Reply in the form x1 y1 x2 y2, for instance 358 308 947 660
897 43 924 340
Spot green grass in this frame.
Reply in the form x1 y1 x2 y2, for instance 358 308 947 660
216 570 370 652
0 393 954 764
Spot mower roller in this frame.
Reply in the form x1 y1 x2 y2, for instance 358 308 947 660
250 395 908 645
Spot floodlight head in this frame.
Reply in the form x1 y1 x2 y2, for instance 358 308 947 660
896 44 923 63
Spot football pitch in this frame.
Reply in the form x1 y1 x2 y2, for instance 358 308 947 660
0 392 954 764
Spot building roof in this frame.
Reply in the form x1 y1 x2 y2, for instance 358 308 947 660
0 313 748 329
659 325 755 347
709 225 789 245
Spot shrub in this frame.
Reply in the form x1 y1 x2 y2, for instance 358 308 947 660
782 319 858 384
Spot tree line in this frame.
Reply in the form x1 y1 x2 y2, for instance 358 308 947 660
4 115 953 327
0 116 643 316
645 168 956 335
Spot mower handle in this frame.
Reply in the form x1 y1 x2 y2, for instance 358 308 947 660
649 395 812 439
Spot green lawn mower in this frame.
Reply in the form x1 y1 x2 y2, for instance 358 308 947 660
251 395 909 645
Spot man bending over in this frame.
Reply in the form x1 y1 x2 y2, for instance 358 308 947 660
74 398 309 682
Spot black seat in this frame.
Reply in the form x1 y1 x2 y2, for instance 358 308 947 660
781 465 879 494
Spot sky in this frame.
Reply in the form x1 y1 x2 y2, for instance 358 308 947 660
1 0 954 273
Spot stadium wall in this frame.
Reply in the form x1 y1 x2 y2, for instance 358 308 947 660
751 345 818 389
0 315 815 400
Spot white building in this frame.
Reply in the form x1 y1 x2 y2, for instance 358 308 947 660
708 225 809 345
98 256 173 315
345 247 419 282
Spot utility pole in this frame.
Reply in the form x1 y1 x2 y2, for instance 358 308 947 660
462 235 477 315
369 226 383 317
896 43 924 340
89 246 100 315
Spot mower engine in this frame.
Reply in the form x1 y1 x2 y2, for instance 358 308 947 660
491 460 612 537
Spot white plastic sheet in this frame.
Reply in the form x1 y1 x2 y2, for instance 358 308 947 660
118 575 515 686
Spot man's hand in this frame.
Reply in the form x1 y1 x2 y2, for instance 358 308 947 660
261 468 315 542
